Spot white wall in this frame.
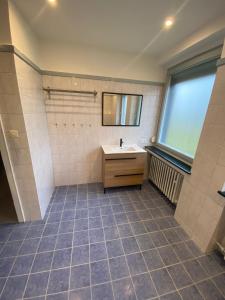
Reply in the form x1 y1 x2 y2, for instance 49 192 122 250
43 75 162 185
0 0 12 44
15 56 54 218
40 41 165 82
8 0 40 65
0 52 42 221
175 39 225 252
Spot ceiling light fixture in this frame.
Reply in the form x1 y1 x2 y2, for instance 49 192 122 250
164 17 174 29
48 0 57 7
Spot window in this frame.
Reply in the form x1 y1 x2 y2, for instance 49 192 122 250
158 61 217 161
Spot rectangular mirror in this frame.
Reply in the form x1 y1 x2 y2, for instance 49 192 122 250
102 92 143 126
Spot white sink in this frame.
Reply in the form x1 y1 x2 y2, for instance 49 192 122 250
102 144 146 154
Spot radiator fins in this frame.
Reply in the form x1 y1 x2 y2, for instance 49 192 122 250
149 156 184 204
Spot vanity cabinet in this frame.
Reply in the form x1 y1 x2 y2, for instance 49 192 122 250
102 146 146 191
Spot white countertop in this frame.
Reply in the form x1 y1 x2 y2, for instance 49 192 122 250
102 144 146 154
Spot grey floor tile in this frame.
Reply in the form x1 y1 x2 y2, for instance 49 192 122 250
172 242 193 261
10 254 34 275
1 274 28 300
69 287 91 300
183 259 208 282
72 245 89 265
91 259 110 284
167 263 192 289
151 268 176 295
160 291 182 300
113 278 137 300
163 229 181 244
24 271 49 298
0 278 6 294
150 231 168 247
104 226 120 240
55 233 73 249
143 220 159 232
92 282 114 300
88 207 101 218
109 256 129 280
32 252 53 273
70 264 90 289
185 240 202 257
52 248 72 269
179 285 204 300
47 292 68 300
74 218 88 231
75 209 88 219
9 227 29 241
106 239 124 258
212 273 225 297
73 230 89 246
126 253 147 275
132 272 157 299
89 217 102 229
115 213 128 225
90 242 107 261
122 237 139 254
0 257 15 276
43 223 59 236
197 279 224 300
89 228 104 243
118 224 133 237
142 249 164 271
158 245 179 266
26 225 45 238
198 254 224 276
131 222 147 235
0 241 22 258
102 215 116 227
19 238 40 256
48 268 70 293
174 227 189 241
38 235 57 252
136 234 155 251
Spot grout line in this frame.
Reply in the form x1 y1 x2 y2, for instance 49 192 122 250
68 187 77 300
44 186 68 300
99 205 116 300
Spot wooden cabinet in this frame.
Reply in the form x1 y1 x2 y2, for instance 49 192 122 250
102 151 146 191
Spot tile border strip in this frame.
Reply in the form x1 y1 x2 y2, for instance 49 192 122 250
0 44 164 86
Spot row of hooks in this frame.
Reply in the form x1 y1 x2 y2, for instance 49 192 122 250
52 123 93 128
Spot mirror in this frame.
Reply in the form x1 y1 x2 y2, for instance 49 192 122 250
102 92 143 126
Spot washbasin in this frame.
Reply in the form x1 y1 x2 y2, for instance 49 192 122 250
102 144 146 154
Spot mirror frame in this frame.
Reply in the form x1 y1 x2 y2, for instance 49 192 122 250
102 92 143 126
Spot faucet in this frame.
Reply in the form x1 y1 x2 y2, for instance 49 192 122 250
120 138 124 148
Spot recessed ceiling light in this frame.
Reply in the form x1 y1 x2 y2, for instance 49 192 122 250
48 0 57 7
164 18 174 29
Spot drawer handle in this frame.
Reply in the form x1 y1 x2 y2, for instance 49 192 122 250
106 157 136 161
115 173 144 177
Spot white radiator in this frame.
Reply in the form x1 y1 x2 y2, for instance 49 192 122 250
149 155 184 204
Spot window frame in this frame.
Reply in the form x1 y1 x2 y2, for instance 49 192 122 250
155 53 221 165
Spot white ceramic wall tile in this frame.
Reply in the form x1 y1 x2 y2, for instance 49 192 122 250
43 75 163 185
14 56 54 218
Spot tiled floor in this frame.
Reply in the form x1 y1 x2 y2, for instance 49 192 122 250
0 182 224 300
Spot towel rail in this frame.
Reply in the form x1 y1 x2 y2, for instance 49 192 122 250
43 87 97 97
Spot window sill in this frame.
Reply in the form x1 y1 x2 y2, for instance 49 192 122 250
145 146 192 174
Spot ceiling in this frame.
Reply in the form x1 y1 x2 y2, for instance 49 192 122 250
13 0 225 57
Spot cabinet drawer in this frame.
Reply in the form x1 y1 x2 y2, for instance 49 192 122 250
105 155 145 175
104 174 144 188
